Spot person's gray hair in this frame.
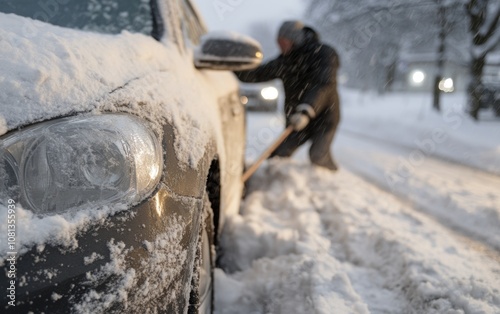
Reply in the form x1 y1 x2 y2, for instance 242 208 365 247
278 20 305 44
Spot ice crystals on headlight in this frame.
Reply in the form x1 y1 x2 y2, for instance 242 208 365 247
0 114 162 215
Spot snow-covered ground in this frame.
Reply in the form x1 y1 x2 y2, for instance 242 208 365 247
340 90 500 175
215 90 500 313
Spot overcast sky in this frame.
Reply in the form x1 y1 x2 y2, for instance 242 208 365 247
193 0 306 34
193 0 307 57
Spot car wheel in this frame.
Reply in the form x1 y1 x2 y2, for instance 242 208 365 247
188 193 214 314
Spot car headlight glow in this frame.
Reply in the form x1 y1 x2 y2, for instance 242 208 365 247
439 78 454 93
0 114 162 215
411 70 425 85
261 86 279 100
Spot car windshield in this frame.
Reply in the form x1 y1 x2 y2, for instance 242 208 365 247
0 0 153 35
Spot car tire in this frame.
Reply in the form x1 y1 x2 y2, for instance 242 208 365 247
188 193 215 314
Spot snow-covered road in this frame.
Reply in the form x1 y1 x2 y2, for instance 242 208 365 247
336 130 500 253
214 102 500 314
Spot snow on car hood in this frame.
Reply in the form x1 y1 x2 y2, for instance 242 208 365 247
0 13 239 261
0 13 169 134
0 12 237 169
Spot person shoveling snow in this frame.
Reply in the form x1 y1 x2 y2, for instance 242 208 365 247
236 21 341 172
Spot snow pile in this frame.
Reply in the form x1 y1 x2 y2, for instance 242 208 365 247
215 160 500 313
340 89 500 174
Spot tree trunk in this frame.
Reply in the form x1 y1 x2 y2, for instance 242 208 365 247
385 61 396 93
468 56 485 120
433 4 447 112
465 0 500 120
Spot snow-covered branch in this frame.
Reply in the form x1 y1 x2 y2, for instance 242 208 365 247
478 1 500 36
473 21 500 57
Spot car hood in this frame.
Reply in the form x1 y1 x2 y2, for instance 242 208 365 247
0 13 171 135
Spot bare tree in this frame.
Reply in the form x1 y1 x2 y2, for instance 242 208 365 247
466 0 500 120
433 0 466 112
306 0 468 109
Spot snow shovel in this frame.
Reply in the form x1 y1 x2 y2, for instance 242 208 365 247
242 125 294 183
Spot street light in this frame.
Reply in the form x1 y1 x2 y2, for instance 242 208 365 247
411 70 425 85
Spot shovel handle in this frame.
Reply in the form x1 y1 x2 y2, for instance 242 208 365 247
242 126 294 183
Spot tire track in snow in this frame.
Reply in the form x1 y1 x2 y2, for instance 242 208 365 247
303 164 500 313
336 131 500 256
339 126 500 177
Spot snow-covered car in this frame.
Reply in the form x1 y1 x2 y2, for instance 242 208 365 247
0 0 262 313
239 81 280 112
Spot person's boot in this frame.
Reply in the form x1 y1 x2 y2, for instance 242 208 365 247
311 154 338 171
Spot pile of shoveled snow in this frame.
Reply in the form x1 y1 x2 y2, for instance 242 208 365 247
215 160 500 314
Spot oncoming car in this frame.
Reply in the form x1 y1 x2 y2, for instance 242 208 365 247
239 81 281 112
0 0 262 313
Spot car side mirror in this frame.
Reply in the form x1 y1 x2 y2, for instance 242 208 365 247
194 31 263 71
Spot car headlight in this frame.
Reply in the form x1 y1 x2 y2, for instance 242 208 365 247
438 78 454 93
0 114 162 215
261 86 279 100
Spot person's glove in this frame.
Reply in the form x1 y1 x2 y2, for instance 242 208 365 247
289 112 310 131
289 103 316 132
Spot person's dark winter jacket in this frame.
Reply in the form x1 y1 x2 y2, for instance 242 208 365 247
236 26 341 170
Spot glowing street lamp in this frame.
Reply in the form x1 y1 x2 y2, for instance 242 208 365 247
411 70 425 85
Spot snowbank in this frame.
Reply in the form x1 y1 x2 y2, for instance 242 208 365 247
220 107 500 313
215 160 500 313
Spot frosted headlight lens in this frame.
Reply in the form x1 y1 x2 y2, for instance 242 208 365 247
261 86 279 100
0 114 162 214
0 151 19 201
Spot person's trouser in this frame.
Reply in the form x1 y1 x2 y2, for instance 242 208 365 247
269 118 338 171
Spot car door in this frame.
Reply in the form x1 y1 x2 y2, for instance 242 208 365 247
176 0 245 217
